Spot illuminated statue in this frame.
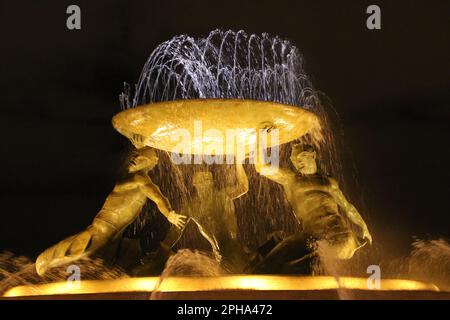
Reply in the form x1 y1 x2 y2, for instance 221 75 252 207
255 135 371 262
179 161 249 271
36 147 187 276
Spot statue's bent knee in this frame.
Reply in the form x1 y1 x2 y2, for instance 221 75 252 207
326 232 359 260
303 212 360 260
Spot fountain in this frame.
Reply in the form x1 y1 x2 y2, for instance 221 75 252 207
2 30 449 300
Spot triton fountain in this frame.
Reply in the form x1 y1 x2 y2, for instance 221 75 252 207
2 30 448 300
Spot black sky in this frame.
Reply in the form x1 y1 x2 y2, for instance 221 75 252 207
0 0 449 258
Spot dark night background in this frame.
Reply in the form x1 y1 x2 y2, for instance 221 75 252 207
0 0 448 259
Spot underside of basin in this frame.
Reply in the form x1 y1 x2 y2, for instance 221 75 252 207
112 99 320 155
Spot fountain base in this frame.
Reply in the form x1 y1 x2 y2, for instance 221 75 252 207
3 275 448 300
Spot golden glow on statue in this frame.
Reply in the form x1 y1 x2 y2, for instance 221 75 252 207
36 147 187 276
254 127 371 263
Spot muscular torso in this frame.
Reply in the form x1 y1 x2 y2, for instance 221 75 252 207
283 175 342 234
283 175 334 210
96 175 148 229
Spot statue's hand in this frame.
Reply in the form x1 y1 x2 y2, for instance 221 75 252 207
167 211 188 229
362 226 372 245
354 222 372 246
258 121 275 133
130 133 146 148
35 227 109 276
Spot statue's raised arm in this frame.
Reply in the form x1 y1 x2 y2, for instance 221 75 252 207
223 158 249 200
254 151 296 186
254 125 296 186
328 178 372 244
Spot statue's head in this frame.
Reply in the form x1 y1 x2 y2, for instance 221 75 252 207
193 171 214 192
290 143 317 175
128 147 158 173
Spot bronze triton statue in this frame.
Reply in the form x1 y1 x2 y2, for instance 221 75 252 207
36 147 187 276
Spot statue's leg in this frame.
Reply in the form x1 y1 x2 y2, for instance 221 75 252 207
130 226 183 276
215 231 249 273
131 242 174 276
249 233 313 274
302 209 360 260
213 209 249 272
97 232 140 270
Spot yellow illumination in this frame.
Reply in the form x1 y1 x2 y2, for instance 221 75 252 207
112 99 320 155
3 275 439 298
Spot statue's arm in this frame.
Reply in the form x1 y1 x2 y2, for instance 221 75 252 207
253 123 295 185
328 178 372 244
137 175 172 217
224 161 249 199
138 175 187 228
254 151 295 186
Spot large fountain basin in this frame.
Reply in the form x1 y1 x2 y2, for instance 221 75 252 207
3 275 448 300
112 99 320 155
